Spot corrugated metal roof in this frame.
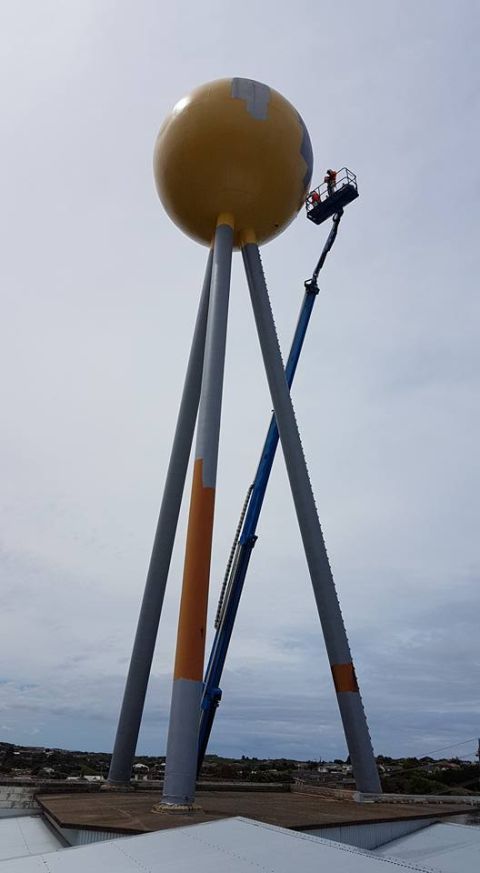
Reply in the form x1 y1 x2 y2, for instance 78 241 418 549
306 816 436 851
0 815 458 872
376 821 480 872
0 815 62 860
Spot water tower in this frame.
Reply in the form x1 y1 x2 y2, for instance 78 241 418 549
106 78 381 807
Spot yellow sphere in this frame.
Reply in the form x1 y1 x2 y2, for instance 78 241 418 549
153 78 313 248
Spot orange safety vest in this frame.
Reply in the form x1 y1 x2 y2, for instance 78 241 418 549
324 170 337 184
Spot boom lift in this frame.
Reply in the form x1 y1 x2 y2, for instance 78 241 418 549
197 170 359 775
306 167 358 226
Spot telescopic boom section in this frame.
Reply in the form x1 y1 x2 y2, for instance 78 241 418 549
197 212 345 775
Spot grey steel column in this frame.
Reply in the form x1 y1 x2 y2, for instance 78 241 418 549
159 221 233 807
107 251 213 786
242 242 381 794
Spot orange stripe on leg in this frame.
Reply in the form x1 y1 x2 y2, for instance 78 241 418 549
174 459 215 682
331 663 359 693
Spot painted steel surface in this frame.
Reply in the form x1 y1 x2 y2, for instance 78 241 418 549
107 252 213 786
153 78 312 247
242 240 381 794
173 460 216 683
162 222 233 805
161 678 204 806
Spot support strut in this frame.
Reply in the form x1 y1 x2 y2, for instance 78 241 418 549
160 220 233 807
107 251 213 786
242 238 381 794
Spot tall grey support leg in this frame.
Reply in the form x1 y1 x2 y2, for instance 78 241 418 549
160 222 233 808
242 242 381 794
107 251 213 786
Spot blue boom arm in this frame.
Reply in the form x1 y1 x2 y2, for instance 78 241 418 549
197 210 344 774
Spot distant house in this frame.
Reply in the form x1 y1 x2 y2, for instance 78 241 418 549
133 763 149 782
424 760 463 774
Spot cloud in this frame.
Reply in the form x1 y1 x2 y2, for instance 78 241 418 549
0 1 479 765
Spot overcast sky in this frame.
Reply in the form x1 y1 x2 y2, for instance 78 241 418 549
1 1 479 764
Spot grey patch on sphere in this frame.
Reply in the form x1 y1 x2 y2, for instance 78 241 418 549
296 111 314 191
231 78 270 120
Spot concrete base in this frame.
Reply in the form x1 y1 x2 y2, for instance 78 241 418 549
151 802 202 815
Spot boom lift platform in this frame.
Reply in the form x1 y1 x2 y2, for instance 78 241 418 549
306 167 358 226
197 172 359 775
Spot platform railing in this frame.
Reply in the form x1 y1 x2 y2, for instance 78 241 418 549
306 168 357 211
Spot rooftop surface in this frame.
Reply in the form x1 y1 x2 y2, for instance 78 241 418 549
0 816 475 873
37 789 470 835
375 821 480 872
0 815 63 861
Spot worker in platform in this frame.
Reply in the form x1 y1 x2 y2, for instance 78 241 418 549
311 190 321 206
324 168 337 197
